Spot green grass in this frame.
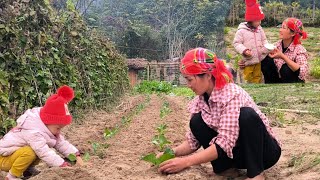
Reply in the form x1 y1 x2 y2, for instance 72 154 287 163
172 83 320 122
242 83 320 114
134 80 173 94
134 81 320 123
311 58 320 78
171 83 320 116
288 152 320 173
171 87 195 98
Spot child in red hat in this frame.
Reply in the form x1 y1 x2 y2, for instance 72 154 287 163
233 0 269 83
158 48 281 180
0 85 84 180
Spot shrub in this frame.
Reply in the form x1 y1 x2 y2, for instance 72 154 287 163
0 0 129 135
134 81 173 94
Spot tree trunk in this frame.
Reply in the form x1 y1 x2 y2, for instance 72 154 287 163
313 0 316 23
167 0 172 60
232 3 235 26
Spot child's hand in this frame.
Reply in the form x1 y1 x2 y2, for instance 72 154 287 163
60 161 72 168
75 156 85 166
243 49 253 57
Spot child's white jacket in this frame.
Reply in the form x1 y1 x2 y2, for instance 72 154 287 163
233 22 269 66
0 107 78 167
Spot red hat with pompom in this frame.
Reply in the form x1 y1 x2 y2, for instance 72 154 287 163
40 85 74 125
245 0 265 21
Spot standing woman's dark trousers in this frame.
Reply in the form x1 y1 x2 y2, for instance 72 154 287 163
261 56 303 83
190 107 281 178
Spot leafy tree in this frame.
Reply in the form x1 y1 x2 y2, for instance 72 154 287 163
83 0 232 60
227 0 320 27
0 0 128 134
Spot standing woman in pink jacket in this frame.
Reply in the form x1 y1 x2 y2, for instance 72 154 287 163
0 85 84 180
233 0 269 83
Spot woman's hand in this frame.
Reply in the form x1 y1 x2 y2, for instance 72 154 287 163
158 157 190 174
268 48 284 59
238 60 245 69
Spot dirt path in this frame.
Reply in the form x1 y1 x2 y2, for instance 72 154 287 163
21 95 320 180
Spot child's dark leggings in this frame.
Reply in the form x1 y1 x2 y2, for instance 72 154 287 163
261 56 303 83
189 107 281 178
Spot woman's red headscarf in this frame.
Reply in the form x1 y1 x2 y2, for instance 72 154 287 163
180 48 233 90
283 18 307 45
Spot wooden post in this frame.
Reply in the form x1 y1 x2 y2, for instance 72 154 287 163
163 64 167 81
128 70 137 87
147 64 150 81
156 64 160 81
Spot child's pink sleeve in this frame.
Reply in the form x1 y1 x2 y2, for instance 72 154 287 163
54 135 79 157
233 30 247 55
26 132 65 167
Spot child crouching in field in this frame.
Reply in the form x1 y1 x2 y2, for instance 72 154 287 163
233 0 269 83
0 85 84 180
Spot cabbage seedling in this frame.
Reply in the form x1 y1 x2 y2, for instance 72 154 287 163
67 153 77 165
141 148 175 166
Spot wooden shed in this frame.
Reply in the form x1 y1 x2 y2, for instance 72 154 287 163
127 58 147 87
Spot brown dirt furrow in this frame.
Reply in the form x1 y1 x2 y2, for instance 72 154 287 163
24 95 320 180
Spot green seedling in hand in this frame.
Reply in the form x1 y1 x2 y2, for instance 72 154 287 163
141 147 175 166
67 153 77 165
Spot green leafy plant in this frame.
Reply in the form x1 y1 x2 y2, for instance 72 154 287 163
134 81 173 94
160 102 171 119
103 95 150 141
141 147 175 166
103 127 119 139
275 111 286 127
152 124 171 151
152 134 171 151
171 87 194 99
83 152 91 162
0 118 16 135
91 142 108 159
67 153 77 165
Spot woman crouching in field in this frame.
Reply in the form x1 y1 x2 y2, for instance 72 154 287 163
158 48 281 180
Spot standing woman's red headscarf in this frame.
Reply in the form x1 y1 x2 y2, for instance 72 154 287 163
180 48 233 90
283 18 308 45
